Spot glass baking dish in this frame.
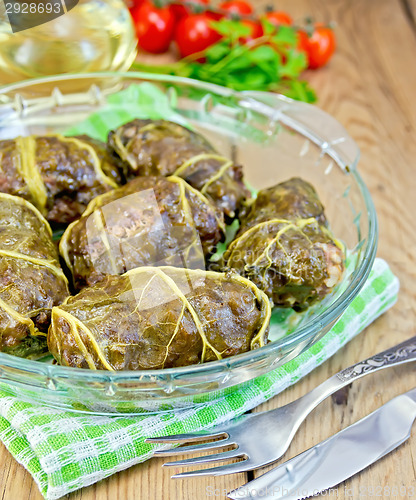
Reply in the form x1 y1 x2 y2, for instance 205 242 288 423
0 73 377 414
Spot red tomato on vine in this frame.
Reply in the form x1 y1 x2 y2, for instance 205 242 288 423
175 13 222 58
219 0 254 16
264 10 293 26
297 24 336 69
169 0 210 21
133 1 175 54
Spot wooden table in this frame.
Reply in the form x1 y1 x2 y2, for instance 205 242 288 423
2 0 416 498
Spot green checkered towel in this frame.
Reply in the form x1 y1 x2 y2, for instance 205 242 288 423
0 258 399 499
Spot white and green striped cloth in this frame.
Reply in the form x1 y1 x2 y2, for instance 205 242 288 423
0 258 399 499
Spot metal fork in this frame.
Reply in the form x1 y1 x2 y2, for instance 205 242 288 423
146 335 416 477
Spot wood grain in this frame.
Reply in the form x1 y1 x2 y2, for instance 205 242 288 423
403 0 416 29
1 0 416 498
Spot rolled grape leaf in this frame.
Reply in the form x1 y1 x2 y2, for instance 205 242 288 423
107 119 251 221
221 178 345 310
0 193 69 358
0 134 120 224
48 266 271 370
60 176 225 290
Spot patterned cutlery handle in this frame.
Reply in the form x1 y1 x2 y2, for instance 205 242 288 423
336 336 416 382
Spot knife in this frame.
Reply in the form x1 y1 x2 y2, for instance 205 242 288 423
227 388 416 500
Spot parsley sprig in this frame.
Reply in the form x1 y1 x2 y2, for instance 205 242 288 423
131 19 316 102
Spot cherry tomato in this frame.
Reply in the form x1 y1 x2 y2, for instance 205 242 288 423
175 14 222 58
169 0 210 21
297 24 336 69
240 19 263 43
133 1 175 54
127 0 144 10
128 0 145 19
126 0 143 9
264 10 293 26
219 0 253 16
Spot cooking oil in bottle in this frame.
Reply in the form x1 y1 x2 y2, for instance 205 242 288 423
0 0 138 84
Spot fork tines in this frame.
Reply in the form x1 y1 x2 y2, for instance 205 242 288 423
145 431 251 476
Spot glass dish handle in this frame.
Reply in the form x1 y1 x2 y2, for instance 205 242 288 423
241 90 360 172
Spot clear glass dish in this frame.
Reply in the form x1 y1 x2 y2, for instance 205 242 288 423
0 73 377 414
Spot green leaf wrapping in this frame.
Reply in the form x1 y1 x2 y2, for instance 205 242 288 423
48 266 271 370
221 178 345 310
0 194 69 357
0 134 120 224
107 119 252 221
60 176 225 290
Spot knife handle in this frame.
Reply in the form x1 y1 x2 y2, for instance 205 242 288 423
336 335 416 382
291 336 416 423
229 388 416 500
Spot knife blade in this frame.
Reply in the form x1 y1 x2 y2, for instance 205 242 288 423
228 388 416 500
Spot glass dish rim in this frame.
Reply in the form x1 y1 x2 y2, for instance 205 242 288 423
0 71 379 381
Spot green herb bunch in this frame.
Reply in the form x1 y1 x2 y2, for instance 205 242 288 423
131 19 317 102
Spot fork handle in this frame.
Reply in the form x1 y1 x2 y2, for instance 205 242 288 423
289 335 416 420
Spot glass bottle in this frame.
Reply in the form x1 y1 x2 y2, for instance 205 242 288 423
0 0 137 85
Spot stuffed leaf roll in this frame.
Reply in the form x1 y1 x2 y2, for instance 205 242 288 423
107 119 251 220
0 193 69 358
60 176 225 289
222 178 345 310
48 266 271 370
0 134 120 224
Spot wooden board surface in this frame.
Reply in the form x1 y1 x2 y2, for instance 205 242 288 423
1 0 416 498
